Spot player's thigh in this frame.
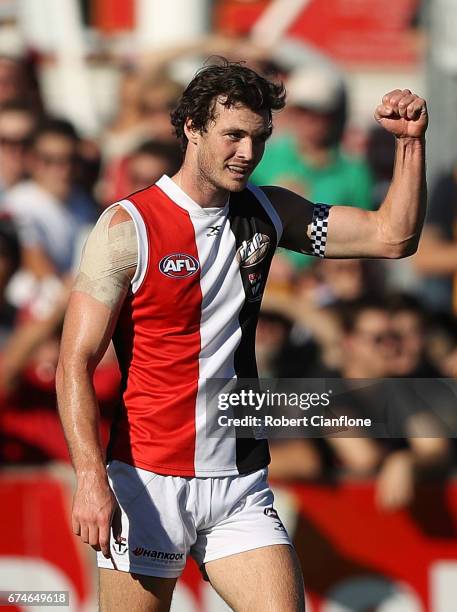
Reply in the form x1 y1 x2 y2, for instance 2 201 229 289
204 544 305 612
99 568 177 612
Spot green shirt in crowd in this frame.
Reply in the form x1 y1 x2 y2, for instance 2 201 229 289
252 135 374 268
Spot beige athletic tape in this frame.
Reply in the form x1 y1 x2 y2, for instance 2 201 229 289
73 207 138 309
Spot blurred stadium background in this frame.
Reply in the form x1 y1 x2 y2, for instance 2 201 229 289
0 1 456 610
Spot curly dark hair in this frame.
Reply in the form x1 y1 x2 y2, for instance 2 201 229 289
170 58 286 151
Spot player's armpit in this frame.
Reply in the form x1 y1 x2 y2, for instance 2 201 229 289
73 206 138 309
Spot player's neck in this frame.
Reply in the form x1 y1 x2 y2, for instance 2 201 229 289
172 165 228 209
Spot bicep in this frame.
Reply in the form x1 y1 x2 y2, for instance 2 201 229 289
324 205 380 258
60 291 121 370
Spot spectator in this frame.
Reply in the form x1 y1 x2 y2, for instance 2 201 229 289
414 165 457 313
313 258 385 305
270 298 450 488
335 298 450 510
104 139 182 203
101 65 143 162
337 298 399 379
138 71 182 142
268 299 383 481
388 293 440 377
0 56 28 107
256 309 293 378
426 312 457 376
0 100 36 197
252 66 373 268
365 125 396 209
102 68 182 162
264 259 384 378
3 118 96 279
0 215 20 346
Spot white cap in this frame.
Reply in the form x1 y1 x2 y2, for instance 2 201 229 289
286 67 345 113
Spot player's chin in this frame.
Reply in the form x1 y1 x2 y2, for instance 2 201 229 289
224 171 251 192
228 181 247 193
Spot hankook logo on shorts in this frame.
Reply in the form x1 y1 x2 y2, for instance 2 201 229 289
159 253 199 278
236 233 270 267
132 547 184 561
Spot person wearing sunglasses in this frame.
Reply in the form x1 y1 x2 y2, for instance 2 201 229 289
3 118 96 280
0 100 36 198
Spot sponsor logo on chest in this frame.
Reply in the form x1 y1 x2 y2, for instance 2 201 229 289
159 253 200 278
236 233 270 268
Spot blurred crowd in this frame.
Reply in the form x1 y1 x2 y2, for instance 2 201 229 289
0 35 456 511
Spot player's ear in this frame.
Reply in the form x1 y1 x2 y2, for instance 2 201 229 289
184 118 199 146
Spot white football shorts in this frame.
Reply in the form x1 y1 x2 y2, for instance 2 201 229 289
97 460 292 578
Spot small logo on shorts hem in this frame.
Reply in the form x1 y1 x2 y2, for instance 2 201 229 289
264 507 286 532
112 537 128 555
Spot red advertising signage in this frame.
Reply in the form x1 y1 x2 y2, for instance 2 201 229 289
0 476 92 611
91 0 135 33
215 0 421 66
1 474 456 611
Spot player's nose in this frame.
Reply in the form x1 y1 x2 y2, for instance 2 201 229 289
236 138 254 162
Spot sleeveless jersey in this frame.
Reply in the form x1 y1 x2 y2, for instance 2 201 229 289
107 175 284 477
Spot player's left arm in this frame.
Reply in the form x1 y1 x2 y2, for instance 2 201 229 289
265 89 428 259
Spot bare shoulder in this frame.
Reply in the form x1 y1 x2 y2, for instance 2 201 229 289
107 204 133 227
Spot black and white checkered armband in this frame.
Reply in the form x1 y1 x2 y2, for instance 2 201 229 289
311 204 330 258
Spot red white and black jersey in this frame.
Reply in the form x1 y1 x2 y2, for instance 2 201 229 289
107 175 294 476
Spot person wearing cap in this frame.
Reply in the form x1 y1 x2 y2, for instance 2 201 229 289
251 67 373 268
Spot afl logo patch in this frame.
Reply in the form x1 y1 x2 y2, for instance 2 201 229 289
159 253 199 278
236 233 270 268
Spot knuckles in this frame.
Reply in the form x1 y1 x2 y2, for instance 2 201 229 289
73 512 107 525
379 91 427 117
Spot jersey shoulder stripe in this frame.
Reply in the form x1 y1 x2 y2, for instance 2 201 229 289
118 199 148 293
246 183 283 243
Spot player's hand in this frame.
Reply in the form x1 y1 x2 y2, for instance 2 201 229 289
375 89 428 139
72 471 120 559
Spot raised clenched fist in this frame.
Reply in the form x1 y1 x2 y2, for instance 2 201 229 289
375 89 428 139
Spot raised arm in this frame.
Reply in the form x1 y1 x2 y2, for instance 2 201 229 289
266 89 428 259
56 205 137 558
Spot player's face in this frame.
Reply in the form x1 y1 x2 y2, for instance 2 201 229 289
195 100 271 192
